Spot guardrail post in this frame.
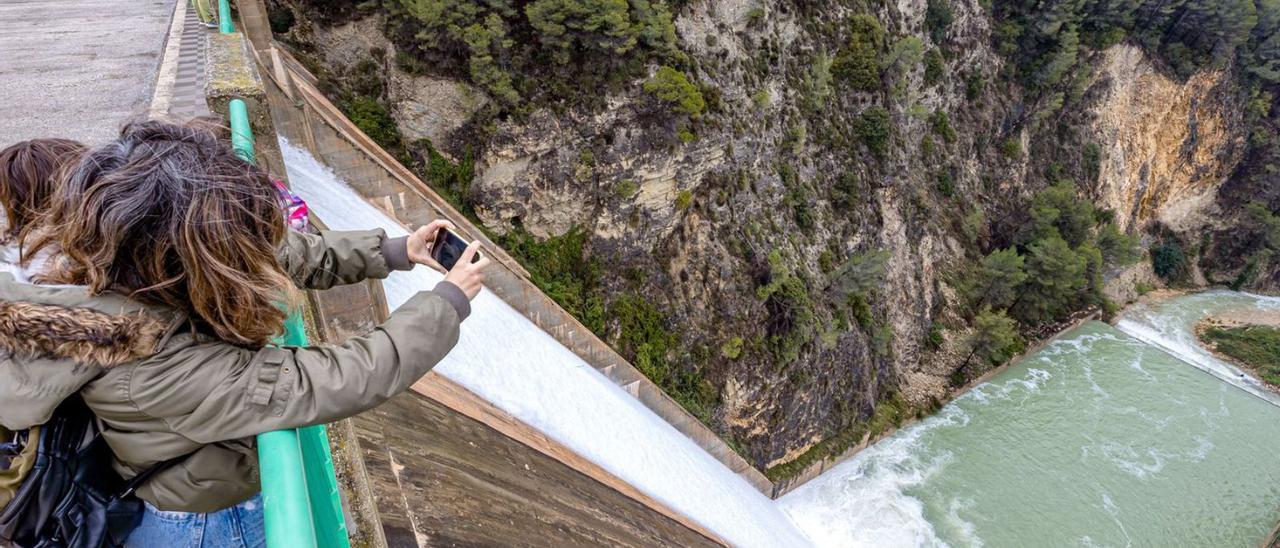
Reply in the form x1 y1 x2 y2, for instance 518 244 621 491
218 0 234 33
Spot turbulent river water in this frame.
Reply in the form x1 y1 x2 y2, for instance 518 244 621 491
779 291 1280 547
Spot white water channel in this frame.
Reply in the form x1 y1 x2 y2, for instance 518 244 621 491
279 139 812 548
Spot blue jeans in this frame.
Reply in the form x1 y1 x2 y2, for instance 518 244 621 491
125 494 265 548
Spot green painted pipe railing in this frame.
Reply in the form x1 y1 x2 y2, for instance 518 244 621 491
223 10 350 544
217 0 234 34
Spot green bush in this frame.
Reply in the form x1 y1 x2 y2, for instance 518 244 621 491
676 189 693 210
752 88 771 110
1083 142 1102 182
855 106 892 157
1151 241 1189 282
925 0 954 43
1000 137 1022 159
610 294 718 420
342 95 402 151
927 321 945 350
924 48 945 85
498 226 605 333
1096 223 1142 266
616 178 639 198
930 109 957 143
418 140 475 213
758 251 817 366
721 336 745 359
833 15 885 92
921 135 937 157
644 66 706 118
935 169 955 196
832 171 860 208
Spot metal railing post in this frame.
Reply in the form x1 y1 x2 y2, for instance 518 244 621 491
218 0 234 33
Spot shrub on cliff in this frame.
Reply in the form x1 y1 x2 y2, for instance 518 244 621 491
644 66 706 118
855 106 892 157
925 0 954 44
342 95 402 150
963 309 1023 371
924 48 945 85
1151 241 1190 283
833 14 884 92
1013 235 1089 324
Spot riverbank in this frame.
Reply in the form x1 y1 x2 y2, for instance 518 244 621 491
1196 316 1280 390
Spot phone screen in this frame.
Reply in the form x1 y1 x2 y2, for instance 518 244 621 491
431 227 480 270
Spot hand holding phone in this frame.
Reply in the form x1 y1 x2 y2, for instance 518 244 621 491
430 226 485 271
442 241 490 300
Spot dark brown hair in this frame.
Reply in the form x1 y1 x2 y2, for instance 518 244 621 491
0 138 87 241
24 120 295 347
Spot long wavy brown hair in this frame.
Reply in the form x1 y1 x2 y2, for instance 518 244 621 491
23 120 295 347
0 138 87 242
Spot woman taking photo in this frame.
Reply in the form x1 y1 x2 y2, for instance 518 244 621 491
0 120 488 546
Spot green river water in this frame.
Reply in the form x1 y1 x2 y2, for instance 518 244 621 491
779 291 1280 547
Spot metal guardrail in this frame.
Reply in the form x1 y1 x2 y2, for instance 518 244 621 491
219 2 349 546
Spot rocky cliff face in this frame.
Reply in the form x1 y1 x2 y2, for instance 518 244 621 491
268 0 1264 472
1088 45 1247 234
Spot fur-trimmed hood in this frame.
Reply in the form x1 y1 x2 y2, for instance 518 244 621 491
0 299 169 368
0 272 179 369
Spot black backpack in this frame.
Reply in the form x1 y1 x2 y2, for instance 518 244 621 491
0 396 177 548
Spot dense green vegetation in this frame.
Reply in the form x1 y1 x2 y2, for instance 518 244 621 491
497 227 605 333
954 182 1141 381
833 15 885 92
1200 324 1280 386
611 294 719 420
643 66 706 118
383 0 678 109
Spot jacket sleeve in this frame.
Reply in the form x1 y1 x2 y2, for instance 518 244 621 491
126 286 463 443
278 229 414 290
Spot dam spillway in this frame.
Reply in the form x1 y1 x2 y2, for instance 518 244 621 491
279 138 812 548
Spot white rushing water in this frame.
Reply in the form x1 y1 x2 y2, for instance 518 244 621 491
279 139 811 548
1114 290 1280 407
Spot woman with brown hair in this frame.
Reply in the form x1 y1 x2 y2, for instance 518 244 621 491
0 138 87 280
0 120 489 546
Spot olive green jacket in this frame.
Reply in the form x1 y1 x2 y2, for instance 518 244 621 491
0 229 470 512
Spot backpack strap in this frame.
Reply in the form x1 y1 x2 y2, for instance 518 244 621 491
113 455 185 501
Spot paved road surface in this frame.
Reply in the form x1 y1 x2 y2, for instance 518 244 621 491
0 0 174 145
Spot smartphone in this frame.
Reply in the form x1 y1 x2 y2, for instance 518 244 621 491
431 226 483 270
